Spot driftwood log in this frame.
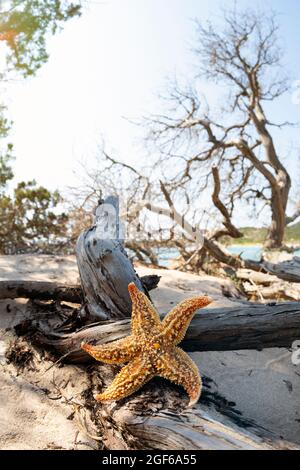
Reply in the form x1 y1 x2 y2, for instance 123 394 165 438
76 196 147 320
25 307 299 450
0 281 82 303
0 275 160 303
30 301 300 363
263 257 300 283
24 311 299 450
98 406 296 450
92 366 297 450
237 269 300 301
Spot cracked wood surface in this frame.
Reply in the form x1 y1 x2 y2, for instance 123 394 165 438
30 301 300 362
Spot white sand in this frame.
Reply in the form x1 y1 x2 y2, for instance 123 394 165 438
0 255 299 449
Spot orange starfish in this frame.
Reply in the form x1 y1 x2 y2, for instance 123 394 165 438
81 283 212 406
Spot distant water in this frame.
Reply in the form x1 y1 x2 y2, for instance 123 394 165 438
156 245 300 267
227 245 262 262
154 247 180 268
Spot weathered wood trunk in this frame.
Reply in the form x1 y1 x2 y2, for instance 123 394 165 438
76 196 146 320
94 370 297 450
264 198 286 249
20 302 300 450
0 275 160 304
263 257 300 283
30 301 300 362
0 280 82 303
237 269 300 301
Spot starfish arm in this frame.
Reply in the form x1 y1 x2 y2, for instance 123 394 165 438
161 296 212 345
81 336 139 364
155 347 202 406
95 354 154 401
128 283 162 337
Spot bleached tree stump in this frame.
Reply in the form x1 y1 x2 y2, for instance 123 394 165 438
76 196 146 320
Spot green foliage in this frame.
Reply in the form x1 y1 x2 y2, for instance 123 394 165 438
285 222 300 244
0 1 81 253
0 178 69 254
0 145 14 189
0 0 81 77
0 104 11 137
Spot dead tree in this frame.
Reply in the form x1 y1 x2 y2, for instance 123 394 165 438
146 8 300 249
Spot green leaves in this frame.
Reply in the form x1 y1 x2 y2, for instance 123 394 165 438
0 147 14 190
0 1 82 253
0 179 69 254
0 0 82 77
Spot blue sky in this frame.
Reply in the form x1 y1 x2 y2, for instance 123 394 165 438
3 0 300 210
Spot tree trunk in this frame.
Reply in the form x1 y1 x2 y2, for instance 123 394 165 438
264 167 291 249
94 375 297 450
0 275 160 303
248 102 292 250
0 280 82 303
265 196 286 249
75 196 147 321
29 301 300 362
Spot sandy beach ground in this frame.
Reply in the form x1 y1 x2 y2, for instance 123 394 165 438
0 255 299 449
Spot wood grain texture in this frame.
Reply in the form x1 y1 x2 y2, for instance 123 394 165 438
30 301 300 362
76 196 147 320
0 275 159 303
0 280 82 303
92 366 298 450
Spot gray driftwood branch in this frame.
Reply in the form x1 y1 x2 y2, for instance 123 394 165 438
31 301 300 362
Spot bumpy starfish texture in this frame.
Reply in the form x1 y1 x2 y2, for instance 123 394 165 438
81 283 212 406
